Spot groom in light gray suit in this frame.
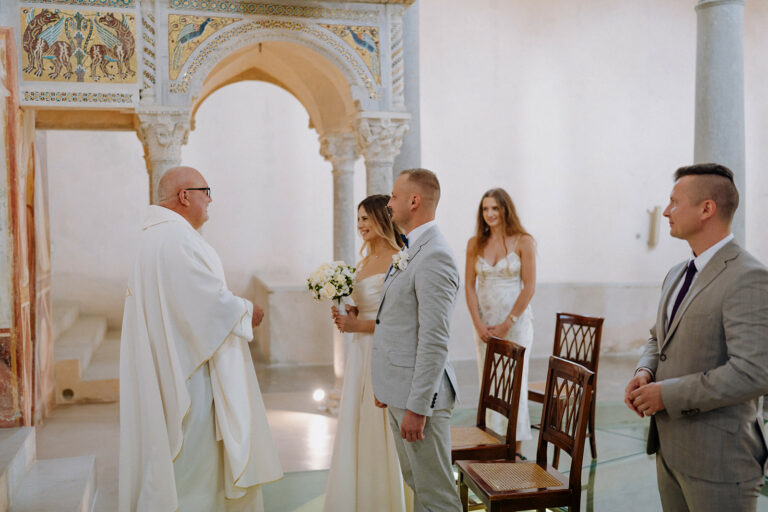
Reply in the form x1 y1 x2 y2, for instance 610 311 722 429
626 163 768 511
371 169 462 512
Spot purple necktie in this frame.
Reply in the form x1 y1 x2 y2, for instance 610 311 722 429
669 261 697 327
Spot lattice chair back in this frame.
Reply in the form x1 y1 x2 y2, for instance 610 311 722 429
477 337 525 455
553 312 604 375
536 356 595 491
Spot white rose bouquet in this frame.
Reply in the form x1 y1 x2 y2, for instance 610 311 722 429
307 261 356 315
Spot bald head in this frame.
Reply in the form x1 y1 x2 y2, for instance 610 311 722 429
157 166 212 229
157 166 205 204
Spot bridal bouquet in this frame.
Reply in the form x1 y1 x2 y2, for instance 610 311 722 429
307 261 356 315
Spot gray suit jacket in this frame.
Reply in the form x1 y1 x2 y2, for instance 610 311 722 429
371 225 460 417
637 241 768 482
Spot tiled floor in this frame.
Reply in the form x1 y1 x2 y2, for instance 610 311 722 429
35 355 768 511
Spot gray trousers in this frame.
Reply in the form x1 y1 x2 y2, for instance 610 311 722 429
387 406 461 512
656 449 764 512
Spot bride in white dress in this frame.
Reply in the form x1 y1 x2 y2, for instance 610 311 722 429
323 195 408 512
465 188 536 459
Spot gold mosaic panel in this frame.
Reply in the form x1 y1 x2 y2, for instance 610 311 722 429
20 8 137 83
321 24 380 84
168 15 239 80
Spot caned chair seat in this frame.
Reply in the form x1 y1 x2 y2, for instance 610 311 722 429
451 338 526 464
466 461 566 492
451 426 503 450
527 381 545 396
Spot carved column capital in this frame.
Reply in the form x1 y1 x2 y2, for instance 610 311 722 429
319 132 358 173
356 112 410 195
137 108 190 157
356 113 410 164
136 108 191 203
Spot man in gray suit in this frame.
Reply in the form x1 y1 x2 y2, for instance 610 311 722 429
625 163 768 511
371 169 462 512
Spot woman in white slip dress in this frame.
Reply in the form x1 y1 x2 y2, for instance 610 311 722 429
323 195 408 512
465 188 536 460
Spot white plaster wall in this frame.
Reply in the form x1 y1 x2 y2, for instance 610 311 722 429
418 0 768 359
182 81 366 297
45 1 768 361
47 130 147 327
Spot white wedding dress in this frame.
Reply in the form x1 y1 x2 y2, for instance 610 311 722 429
323 273 407 512
473 251 533 441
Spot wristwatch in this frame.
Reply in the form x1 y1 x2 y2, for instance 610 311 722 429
508 313 519 324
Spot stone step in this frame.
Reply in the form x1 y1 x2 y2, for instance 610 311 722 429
82 331 120 382
0 428 36 512
67 331 121 403
51 303 79 343
54 316 108 373
54 317 111 404
9 456 96 512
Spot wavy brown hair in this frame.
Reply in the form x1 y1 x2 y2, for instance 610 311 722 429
471 188 531 260
358 194 403 267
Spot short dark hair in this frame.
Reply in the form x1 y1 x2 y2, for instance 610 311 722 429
673 163 739 222
399 168 441 205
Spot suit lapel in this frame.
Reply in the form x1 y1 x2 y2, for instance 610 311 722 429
658 262 687 343
377 226 439 313
662 242 740 347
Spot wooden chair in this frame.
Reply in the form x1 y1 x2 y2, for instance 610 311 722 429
456 356 595 512
451 337 525 464
529 312 604 460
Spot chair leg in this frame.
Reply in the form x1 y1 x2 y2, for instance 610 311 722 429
458 473 468 512
572 493 581 511
589 394 597 459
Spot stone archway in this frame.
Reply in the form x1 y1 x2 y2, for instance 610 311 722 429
182 37 363 391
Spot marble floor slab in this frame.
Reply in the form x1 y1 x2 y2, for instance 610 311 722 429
34 355 768 512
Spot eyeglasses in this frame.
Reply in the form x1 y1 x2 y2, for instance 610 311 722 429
185 187 211 198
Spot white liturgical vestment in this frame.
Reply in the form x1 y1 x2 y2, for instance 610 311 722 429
119 206 283 512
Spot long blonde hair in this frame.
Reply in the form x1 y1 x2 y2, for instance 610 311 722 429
359 194 403 267
471 188 531 260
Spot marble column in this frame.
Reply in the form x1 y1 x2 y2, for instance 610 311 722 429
392 1 422 176
356 113 410 195
320 132 358 266
319 132 358 398
136 108 191 204
694 0 745 242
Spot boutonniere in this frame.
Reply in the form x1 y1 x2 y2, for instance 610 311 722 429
392 248 409 273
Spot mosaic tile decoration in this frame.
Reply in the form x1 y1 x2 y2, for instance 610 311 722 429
22 90 134 103
20 0 135 8
321 24 379 84
168 15 240 80
169 19 380 100
20 8 138 83
168 0 378 22
142 12 156 87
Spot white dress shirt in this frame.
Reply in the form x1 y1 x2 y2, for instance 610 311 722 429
665 233 734 322
404 219 437 247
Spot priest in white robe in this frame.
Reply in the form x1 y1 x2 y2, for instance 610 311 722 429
119 166 283 512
